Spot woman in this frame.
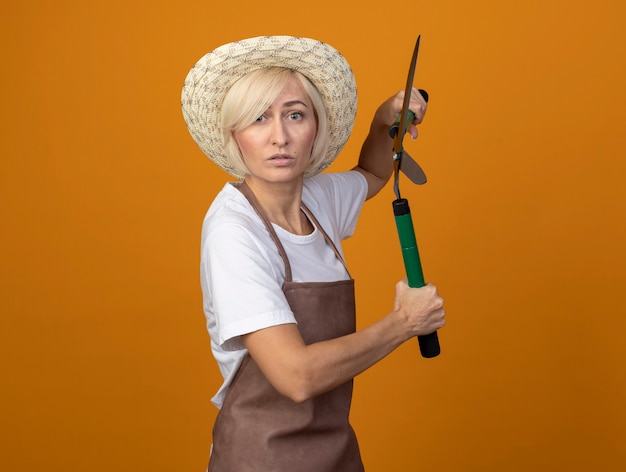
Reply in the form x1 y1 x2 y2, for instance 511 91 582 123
182 36 445 471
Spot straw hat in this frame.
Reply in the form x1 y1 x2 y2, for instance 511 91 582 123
181 36 357 178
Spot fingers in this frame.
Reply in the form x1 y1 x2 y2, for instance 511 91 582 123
391 87 427 139
392 87 427 115
408 87 428 124
422 283 445 315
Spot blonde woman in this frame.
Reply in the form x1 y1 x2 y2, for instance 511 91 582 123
182 36 445 472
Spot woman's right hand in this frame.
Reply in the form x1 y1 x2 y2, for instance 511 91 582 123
392 280 446 338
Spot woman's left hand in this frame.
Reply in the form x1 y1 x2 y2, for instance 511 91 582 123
354 86 429 200
376 86 428 139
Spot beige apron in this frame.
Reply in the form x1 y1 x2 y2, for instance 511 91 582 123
208 182 364 472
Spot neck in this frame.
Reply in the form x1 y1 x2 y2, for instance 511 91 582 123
242 176 312 235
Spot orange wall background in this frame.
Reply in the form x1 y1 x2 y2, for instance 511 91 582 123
2 1 625 471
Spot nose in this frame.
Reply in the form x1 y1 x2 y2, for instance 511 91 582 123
270 119 289 146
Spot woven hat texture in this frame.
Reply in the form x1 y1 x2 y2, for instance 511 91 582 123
181 36 357 178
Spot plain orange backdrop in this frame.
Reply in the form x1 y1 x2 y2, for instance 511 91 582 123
2 1 625 471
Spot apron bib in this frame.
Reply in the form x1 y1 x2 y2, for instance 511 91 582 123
208 182 364 472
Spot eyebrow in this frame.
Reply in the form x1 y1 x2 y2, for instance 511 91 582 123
282 100 309 108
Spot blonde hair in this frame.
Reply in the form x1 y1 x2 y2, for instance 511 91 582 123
220 67 330 178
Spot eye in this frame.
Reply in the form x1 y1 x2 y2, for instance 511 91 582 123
288 112 303 120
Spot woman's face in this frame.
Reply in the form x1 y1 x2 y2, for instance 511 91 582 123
233 75 317 185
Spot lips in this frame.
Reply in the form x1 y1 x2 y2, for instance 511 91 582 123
269 154 294 165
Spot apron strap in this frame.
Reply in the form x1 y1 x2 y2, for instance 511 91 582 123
300 202 351 279
237 181 293 283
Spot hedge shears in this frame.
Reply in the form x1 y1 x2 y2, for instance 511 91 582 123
389 35 441 358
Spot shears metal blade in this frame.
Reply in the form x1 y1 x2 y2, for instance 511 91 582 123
389 35 428 199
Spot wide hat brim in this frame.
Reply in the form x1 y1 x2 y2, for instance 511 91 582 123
181 36 357 178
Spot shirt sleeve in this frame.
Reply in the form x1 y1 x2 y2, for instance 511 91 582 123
304 170 368 240
202 221 297 351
